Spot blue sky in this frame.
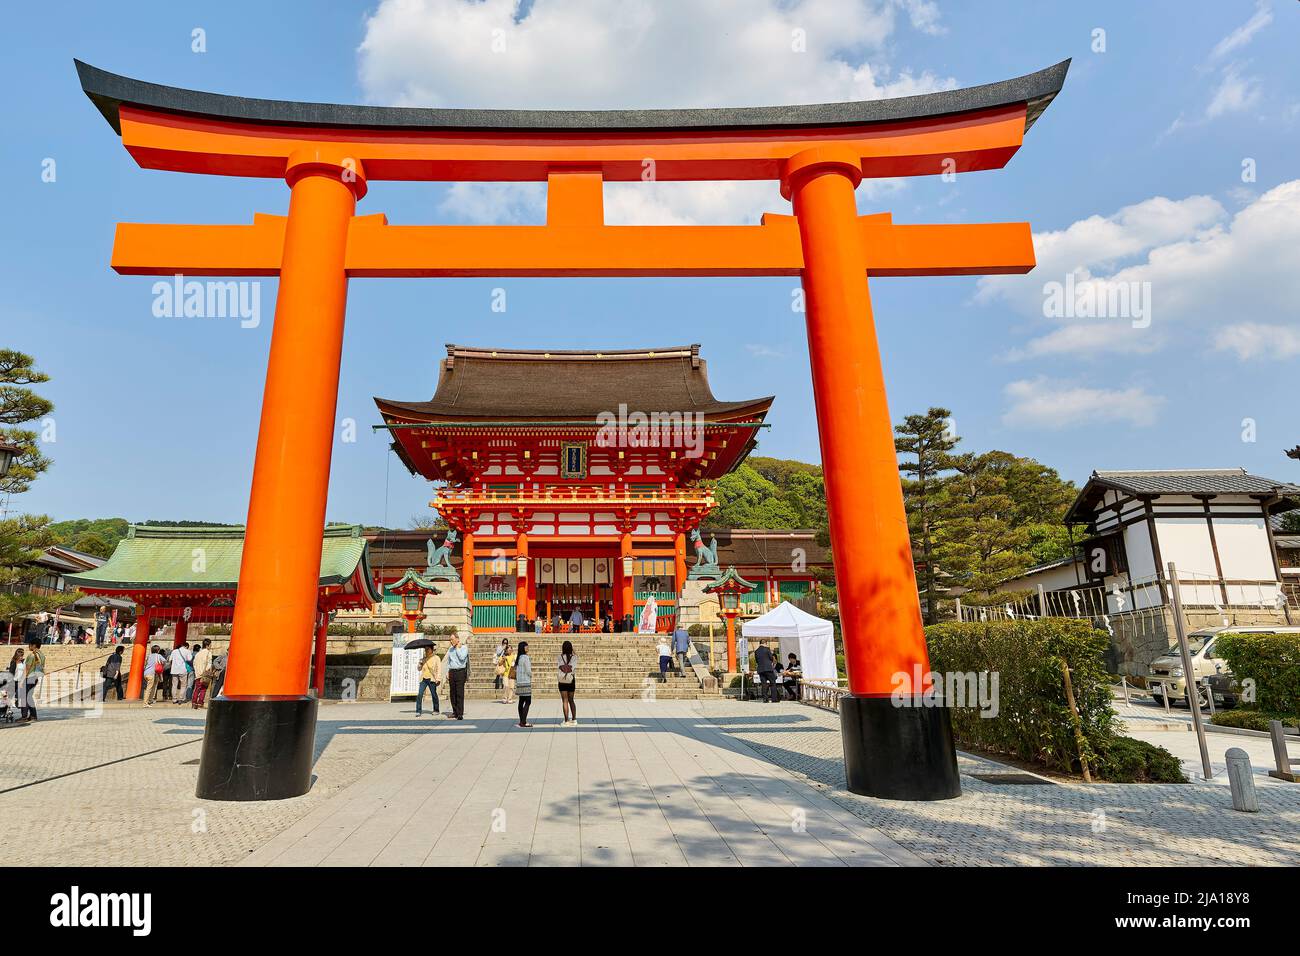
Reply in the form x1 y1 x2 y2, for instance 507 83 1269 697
3 0 1299 528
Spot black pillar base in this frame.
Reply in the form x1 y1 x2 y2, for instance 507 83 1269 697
196 695 318 801
840 694 961 801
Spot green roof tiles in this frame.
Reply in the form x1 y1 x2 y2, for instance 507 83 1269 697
65 524 380 601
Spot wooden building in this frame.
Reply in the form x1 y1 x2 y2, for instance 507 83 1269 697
375 344 778 632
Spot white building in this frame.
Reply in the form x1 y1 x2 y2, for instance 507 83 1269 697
998 468 1299 674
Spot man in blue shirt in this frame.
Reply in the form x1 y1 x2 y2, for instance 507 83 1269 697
672 626 691 675
444 634 469 719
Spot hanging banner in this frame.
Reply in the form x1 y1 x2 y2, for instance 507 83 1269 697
389 632 421 699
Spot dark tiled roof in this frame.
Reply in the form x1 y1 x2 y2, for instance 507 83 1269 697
376 344 772 422
1275 535 1300 549
77 58 1068 137
712 530 831 569
1093 469 1300 496
1067 469 1300 523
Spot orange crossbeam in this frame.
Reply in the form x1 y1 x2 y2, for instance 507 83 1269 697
111 213 1034 278
117 104 1027 183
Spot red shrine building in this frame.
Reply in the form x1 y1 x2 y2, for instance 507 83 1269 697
375 344 773 632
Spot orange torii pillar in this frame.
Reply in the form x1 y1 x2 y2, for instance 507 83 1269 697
196 149 362 800
784 147 958 800
125 606 151 700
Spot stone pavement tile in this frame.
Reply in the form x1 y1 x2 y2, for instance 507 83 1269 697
610 702 738 867
0 702 423 867
648 702 917 867
251 720 470 866
673 709 925 866
476 721 554 865
696 700 1300 867
595 709 688 866
633 704 794 866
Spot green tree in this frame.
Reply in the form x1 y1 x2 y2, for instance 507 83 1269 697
48 517 131 556
706 459 822 530
935 450 1078 604
0 515 80 627
0 349 54 496
895 408 958 623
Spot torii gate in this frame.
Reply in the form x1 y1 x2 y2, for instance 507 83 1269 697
77 57 1068 802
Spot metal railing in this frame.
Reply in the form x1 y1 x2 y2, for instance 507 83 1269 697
966 570 1292 625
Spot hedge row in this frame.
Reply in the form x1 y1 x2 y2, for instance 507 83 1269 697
1214 631 1300 719
926 619 1184 781
926 619 1115 774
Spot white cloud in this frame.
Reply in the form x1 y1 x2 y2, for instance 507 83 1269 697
359 0 953 110
977 180 1300 360
1002 378 1165 430
1212 322 1300 361
1209 1 1272 60
1205 67 1262 119
744 343 788 359
360 0 954 224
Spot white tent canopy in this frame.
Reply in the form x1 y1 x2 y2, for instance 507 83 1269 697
741 601 837 684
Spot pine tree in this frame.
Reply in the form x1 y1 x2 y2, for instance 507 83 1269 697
895 408 958 623
0 349 53 497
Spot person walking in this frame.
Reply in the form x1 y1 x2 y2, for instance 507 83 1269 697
568 606 583 634
102 646 125 701
514 640 533 728
493 638 509 698
20 639 44 722
753 642 779 703
210 647 228 699
444 633 469 720
95 606 109 646
416 644 442 716
143 645 165 706
7 648 25 718
656 636 673 682
557 640 578 726
498 640 516 705
191 639 214 709
168 642 193 705
672 624 691 675
183 643 201 702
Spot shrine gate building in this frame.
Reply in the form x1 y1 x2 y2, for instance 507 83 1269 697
376 344 772 632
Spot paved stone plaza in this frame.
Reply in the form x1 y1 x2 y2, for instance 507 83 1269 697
1 698 1296 867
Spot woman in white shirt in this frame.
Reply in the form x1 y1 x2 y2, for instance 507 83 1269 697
656 638 672 682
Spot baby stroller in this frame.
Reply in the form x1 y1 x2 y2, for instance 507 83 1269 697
0 688 17 724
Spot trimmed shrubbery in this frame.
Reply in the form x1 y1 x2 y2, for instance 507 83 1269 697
1213 631 1300 722
1211 709 1299 733
926 619 1185 782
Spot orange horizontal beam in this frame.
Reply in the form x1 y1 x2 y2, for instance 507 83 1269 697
118 104 1027 183
110 213 1034 278
112 213 286 276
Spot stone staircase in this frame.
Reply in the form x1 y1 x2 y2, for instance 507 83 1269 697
462 632 708 700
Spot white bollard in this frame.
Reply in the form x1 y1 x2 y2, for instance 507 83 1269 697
1225 748 1259 813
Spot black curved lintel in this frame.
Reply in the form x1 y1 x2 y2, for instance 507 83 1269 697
75 57 1068 137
